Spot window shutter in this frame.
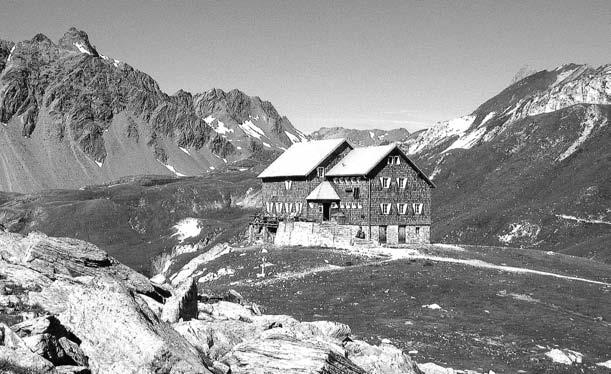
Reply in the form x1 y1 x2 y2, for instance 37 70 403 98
380 203 384 214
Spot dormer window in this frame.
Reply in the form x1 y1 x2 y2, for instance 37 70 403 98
317 167 325 178
397 203 408 215
387 156 400 165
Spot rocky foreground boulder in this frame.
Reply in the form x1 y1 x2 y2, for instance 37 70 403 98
0 231 422 373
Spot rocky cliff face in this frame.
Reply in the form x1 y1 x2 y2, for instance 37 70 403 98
310 126 410 146
401 64 610 261
0 28 305 193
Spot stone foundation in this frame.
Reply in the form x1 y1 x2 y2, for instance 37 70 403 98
275 222 429 248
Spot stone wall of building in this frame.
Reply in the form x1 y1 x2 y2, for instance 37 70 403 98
275 221 430 247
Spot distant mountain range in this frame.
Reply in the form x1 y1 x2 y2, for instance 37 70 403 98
0 28 306 192
309 127 410 146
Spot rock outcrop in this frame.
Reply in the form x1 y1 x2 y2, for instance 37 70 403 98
0 231 209 373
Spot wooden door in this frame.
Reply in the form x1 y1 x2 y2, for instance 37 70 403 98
398 225 406 244
322 203 330 221
379 225 387 243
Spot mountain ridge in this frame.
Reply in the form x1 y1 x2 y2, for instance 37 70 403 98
0 28 305 192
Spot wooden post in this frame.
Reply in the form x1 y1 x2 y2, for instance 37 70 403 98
368 177 372 238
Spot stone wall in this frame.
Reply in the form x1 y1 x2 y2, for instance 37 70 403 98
276 221 430 247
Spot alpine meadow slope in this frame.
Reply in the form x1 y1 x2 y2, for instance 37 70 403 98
0 28 306 193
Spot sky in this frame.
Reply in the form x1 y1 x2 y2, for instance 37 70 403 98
1 0 609 133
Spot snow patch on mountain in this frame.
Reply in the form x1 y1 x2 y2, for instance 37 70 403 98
240 120 265 139
214 120 234 134
443 127 487 153
545 349 583 365
556 106 605 162
555 214 611 225
405 115 476 154
161 163 186 177
285 131 301 144
6 45 15 62
73 41 92 55
479 112 496 127
171 218 202 242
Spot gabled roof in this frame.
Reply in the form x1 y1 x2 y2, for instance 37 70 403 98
326 143 436 187
326 144 395 176
306 181 340 201
258 138 350 178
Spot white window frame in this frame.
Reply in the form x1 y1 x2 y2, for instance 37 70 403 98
284 180 292 190
396 177 407 189
397 203 408 215
317 167 325 178
413 203 423 215
340 202 345 209
379 177 391 188
357 202 363 209
380 203 391 215
394 156 400 165
275 202 283 214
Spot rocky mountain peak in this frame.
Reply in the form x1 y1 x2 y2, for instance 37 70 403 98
58 27 99 57
31 33 53 45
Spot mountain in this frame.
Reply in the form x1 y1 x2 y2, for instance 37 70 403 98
310 126 410 146
401 63 611 262
0 28 307 193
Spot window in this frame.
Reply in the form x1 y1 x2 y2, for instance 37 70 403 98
351 177 358 184
284 180 292 190
317 167 325 178
415 226 421 235
265 202 273 213
387 156 401 165
397 203 408 215
380 203 391 215
296 202 303 213
379 177 391 189
308 202 315 209
412 203 423 215
396 178 407 189
352 202 358 209
353 187 360 199
340 202 345 209
275 202 283 213
357 202 363 209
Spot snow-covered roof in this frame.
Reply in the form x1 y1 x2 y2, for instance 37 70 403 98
326 144 396 176
306 181 340 201
258 138 349 178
